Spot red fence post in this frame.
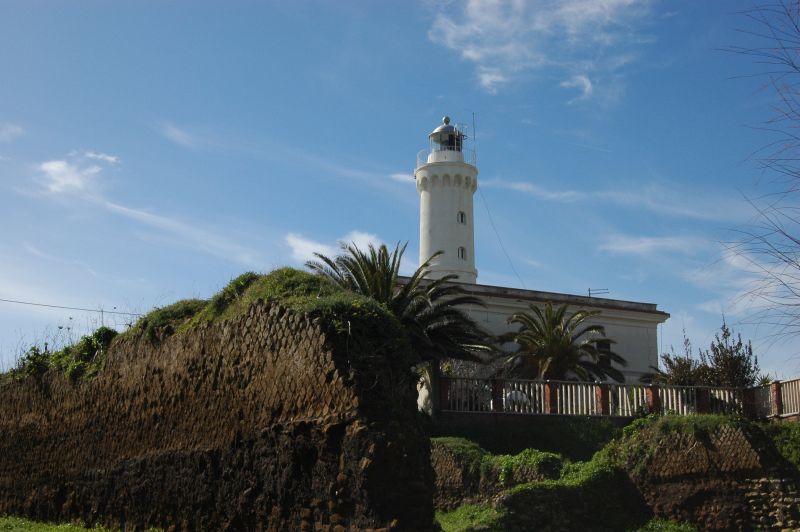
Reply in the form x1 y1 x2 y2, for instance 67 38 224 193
771 381 783 417
544 382 558 414
595 383 610 416
491 379 504 413
647 385 661 414
696 388 711 414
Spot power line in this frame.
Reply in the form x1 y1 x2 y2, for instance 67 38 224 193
0 298 142 317
468 110 526 290
477 189 527 290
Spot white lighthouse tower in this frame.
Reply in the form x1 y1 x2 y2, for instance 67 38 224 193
415 116 478 283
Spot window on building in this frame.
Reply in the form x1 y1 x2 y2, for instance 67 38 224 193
597 340 612 369
457 211 466 224
458 247 466 260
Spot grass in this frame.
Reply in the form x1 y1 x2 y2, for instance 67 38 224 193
0 517 112 531
635 519 697 531
435 504 503 532
120 268 344 345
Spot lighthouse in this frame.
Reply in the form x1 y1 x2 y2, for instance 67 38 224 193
415 116 478 283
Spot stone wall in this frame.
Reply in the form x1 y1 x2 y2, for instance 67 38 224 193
0 301 434 531
430 440 559 511
624 422 800 530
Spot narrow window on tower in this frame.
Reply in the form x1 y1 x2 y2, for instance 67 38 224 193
458 247 466 260
457 211 466 224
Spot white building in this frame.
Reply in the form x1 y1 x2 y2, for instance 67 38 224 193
414 117 669 382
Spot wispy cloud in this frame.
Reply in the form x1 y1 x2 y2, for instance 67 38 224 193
560 74 594 103
684 249 765 319
389 173 415 183
158 122 200 148
103 201 263 267
0 123 24 143
599 234 706 256
429 0 654 95
483 178 752 223
84 151 119 164
482 178 585 202
32 151 265 267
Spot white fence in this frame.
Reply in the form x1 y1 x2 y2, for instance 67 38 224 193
439 377 772 418
781 378 800 415
502 379 546 414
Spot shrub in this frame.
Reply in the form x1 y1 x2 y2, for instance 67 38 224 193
435 504 503 532
759 421 800 472
490 448 563 485
127 299 207 343
10 346 50 381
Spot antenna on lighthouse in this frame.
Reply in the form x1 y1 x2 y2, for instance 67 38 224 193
472 111 477 164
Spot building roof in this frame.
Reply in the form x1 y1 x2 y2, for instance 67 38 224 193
399 277 670 319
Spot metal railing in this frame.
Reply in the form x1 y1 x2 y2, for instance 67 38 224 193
416 147 477 169
437 376 792 419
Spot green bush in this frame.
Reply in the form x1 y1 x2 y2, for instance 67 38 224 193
9 346 50 381
490 448 563 485
431 436 488 477
497 450 651 531
126 298 207 343
435 504 503 532
760 421 800 472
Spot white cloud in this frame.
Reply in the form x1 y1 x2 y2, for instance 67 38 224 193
340 230 383 251
560 74 594 102
478 69 509 93
36 150 120 196
0 123 23 143
286 230 385 265
39 160 101 194
429 0 653 95
84 151 119 164
599 234 706 256
389 173 414 183
286 233 337 264
158 122 198 148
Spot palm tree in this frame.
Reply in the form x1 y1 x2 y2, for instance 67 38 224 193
306 241 491 364
502 302 626 382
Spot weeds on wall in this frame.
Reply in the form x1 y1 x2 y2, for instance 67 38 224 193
3 326 118 385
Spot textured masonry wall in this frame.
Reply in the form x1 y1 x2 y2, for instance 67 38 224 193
627 424 800 530
0 301 434 531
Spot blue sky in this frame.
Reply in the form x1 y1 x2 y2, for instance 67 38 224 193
0 1 794 376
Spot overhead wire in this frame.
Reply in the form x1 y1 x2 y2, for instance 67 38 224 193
0 297 142 317
469 110 527 290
